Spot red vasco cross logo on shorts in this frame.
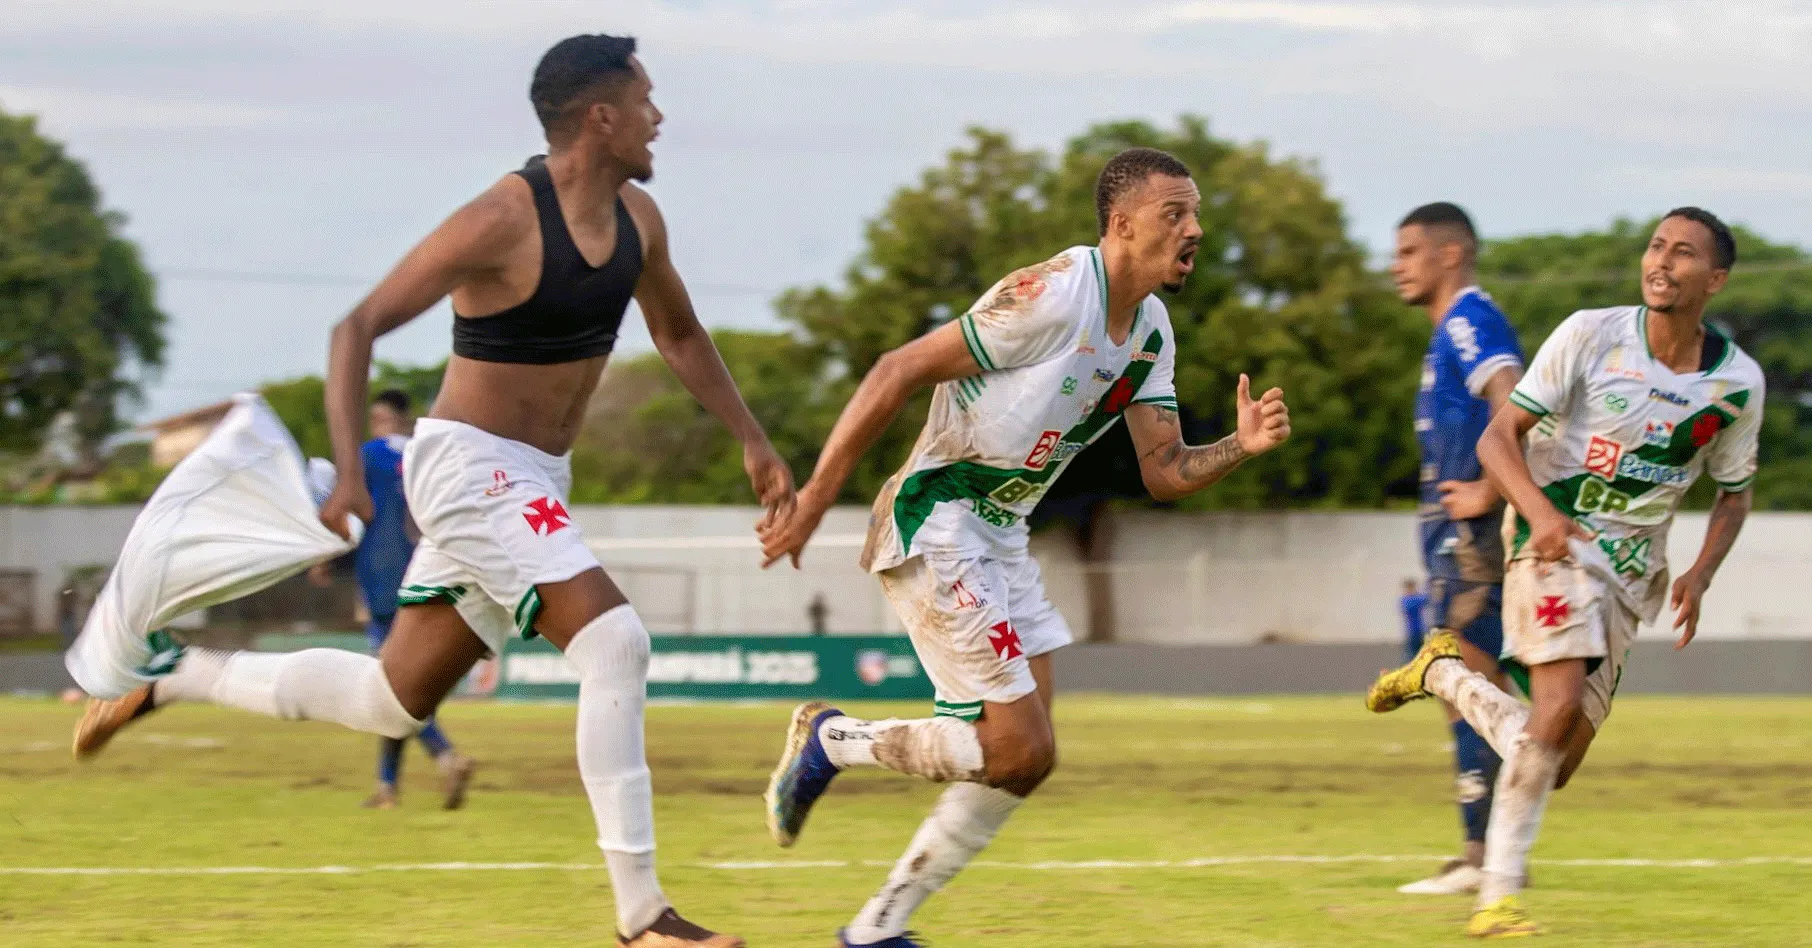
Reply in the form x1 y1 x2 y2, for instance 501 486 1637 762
1535 595 1570 628
987 621 1023 660
523 496 570 536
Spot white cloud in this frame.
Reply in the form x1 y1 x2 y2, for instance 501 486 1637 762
0 85 284 132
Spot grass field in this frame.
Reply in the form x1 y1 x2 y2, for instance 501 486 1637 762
2 693 1809 947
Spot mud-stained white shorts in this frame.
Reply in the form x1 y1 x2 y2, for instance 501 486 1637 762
398 419 599 654
877 549 1073 720
1502 557 1640 730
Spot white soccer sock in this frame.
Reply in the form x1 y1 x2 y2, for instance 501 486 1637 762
564 605 667 936
846 782 1023 942
1477 732 1564 906
1425 659 1529 757
820 714 984 782
155 646 420 739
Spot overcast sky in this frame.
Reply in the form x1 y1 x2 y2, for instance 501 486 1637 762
4 0 1809 422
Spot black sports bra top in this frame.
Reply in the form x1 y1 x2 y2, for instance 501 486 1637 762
451 155 643 364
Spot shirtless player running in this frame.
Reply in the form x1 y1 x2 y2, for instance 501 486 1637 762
756 148 1292 947
73 35 788 948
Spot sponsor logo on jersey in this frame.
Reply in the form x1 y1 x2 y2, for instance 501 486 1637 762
484 470 515 496
1446 316 1481 362
1131 350 1158 362
1642 420 1674 447
1080 398 1098 415
1024 430 1063 470
951 579 986 610
1649 387 1691 407
971 496 1020 528
987 621 1024 660
1584 435 1624 479
1060 377 1078 395
1600 535 1652 578
1617 454 1691 486
1576 476 1630 514
1050 441 1085 466
523 496 571 535
1093 368 1115 383
1602 345 1645 381
1535 595 1570 628
1604 394 1630 414
988 477 1044 507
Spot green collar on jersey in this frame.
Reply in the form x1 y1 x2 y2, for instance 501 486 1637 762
1636 306 1734 374
1088 246 1144 348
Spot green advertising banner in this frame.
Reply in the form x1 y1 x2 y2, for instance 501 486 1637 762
495 634 933 702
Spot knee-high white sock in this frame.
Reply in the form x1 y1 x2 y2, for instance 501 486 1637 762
564 605 666 937
1477 732 1564 906
846 782 1023 942
1426 660 1529 757
820 715 984 782
155 647 420 739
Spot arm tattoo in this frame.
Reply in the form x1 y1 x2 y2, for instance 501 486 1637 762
1177 434 1247 487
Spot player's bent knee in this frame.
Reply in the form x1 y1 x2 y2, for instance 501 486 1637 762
566 604 651 682
981 728 1056 795
272 649 421 739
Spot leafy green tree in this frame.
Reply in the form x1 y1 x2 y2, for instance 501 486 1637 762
0 107 165 453
1478 220 1812 508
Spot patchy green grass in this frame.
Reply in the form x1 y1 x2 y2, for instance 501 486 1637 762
2 694 1808 946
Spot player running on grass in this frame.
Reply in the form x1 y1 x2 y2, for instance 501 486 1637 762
1368 208 1761 938
1389 202 1525 896
756 147 1292 948
71 35 789 948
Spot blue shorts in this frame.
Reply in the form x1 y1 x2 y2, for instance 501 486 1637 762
1424 576 1503 660
365 613 397 653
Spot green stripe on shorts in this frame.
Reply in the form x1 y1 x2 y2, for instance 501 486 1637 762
933 699 984 721
514 588 544 640
397 584 466 606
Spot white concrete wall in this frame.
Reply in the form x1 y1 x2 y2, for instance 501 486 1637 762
4 503 1808 643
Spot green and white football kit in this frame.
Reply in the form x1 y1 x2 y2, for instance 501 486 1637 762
1502 306 1763 727
860 246 1178 718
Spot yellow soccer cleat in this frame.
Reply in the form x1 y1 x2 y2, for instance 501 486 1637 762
1467 895 1543 938
72 685 159 760
1365 627 1462 713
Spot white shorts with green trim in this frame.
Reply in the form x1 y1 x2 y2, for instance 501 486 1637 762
398 419 598 654
877 548 1072 720
1502 557 1640 731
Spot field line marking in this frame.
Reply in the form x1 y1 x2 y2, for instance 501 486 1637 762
5 855 1812 876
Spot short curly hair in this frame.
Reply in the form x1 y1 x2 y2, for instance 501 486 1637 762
531 34 639 140
1095 147 1194 237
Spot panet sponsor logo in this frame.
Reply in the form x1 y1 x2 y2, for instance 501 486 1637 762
484 469 515 497
1023 429 1062 470
1649 388 1691 407
1616 454 1691 486
523 496 570 535
1060 377 1078 395
1049 441 1085 466
1584 435 1624 479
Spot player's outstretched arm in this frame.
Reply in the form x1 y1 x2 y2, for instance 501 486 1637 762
1670 487 1751 649
1476 403 1591 561
626 186 794 526
757 321 983 568
1124 374 1290 501
319 179 530 539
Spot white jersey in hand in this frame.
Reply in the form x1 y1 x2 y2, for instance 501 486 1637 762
1504 306 1763 622
862 246 1178 572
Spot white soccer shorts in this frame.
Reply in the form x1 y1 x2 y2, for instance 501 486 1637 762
1502 557 1639 730
877 548 1073 720
396 419 599 654
65 394 356 699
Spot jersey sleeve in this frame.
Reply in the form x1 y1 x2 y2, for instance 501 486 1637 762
1705 376 1765 492
1447 303 1524 397
1130 302 1178 410
958 256 1079 372
1508 310 1591 418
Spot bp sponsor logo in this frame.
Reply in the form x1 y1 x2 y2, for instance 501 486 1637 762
1576 476 1631 514
856 650 922 686
987 477 1044 507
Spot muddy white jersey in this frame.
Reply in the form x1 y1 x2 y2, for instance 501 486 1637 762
1504 305 1763 622
861 246 1178 572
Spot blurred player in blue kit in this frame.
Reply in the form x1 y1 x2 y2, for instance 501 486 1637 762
1388 203 1523 895
328 389 476 809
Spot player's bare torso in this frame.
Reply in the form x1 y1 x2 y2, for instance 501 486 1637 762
433 170 656 456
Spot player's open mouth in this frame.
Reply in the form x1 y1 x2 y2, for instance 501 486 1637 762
1176 247 1197 272
1646 273 1674 292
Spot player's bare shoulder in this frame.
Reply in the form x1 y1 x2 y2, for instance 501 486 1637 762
617 181 666 260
